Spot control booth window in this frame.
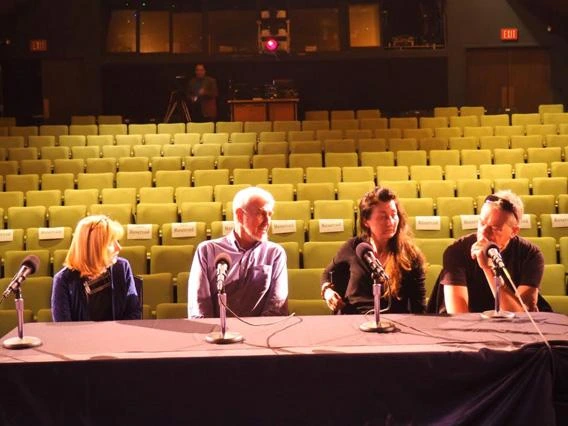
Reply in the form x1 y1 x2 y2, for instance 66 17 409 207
208 1 257 54
289 7 340 53
106 9 137 53
140 10 169 53
349 3 381 47
173 12 203 53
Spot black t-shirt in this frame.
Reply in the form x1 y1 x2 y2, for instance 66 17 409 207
84 271 114 321
440 234 544 312
321 237 426 314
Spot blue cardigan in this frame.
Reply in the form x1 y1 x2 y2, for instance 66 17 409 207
51 257 141 321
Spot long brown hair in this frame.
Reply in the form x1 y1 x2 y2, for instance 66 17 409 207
65 215 124 278
359 186 423 298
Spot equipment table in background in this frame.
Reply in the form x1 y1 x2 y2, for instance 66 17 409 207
1 313 567 425
228 98 299 121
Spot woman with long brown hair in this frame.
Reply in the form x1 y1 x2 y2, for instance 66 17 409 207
321 186 426 314
51 215 141 321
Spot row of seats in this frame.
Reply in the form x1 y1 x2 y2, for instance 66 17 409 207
3 114 568 141
3 125 568 149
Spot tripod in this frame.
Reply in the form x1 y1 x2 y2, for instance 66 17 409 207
164 90 191 123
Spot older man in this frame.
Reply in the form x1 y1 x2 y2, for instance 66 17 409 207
188 187 288 318
440 190 544 313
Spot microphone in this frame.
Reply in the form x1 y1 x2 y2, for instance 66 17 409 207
355 242 389 282
485 243 505 270
214 253 231 292
1 255 40 301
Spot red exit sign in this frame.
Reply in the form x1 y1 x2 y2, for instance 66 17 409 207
500 28 519 41
29 39 47 52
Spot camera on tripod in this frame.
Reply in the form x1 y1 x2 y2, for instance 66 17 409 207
164 75 191 123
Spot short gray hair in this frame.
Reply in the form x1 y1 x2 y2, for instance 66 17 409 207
232 187 275 217
492 190 524 221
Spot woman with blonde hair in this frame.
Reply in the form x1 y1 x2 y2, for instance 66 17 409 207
321 186 426 314
51 215 141 321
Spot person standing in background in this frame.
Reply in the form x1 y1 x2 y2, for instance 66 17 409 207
187 63 218 122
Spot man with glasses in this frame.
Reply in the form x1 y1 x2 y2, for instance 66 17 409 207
440 190 544 313
188 187 288 318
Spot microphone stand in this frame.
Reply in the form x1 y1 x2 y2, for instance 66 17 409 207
205 287 244 345
481 267 515 320
359 275 396 333
3 288 42 349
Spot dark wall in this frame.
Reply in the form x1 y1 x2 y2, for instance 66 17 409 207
446 0 568 106
102 56 448 122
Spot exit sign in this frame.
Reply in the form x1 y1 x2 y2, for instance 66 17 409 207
500 28 519 41
29 39 47 52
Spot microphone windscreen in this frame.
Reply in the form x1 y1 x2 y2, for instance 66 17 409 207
485 243 500 257
214 252 232 269
355 242 374 259
22 255 40 274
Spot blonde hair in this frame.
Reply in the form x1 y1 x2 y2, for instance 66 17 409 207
65 215 124 278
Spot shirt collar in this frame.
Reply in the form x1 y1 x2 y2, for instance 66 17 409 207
227 230 261 253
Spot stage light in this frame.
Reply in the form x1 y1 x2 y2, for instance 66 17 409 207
264 38 279 52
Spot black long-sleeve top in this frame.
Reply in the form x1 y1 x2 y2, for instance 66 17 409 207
321 237 426 314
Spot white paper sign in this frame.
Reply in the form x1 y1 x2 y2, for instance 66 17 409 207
415 216 441 231
171 222 197 238
38 227 65 240
519 214 532 229
271 220 297 234
318 219 345 233
0 229 14 242
460 215 480 230
222 221 234 236
551 214 568 228
127 224 153 240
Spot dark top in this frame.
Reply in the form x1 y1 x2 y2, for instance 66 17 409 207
85 271 113 321
51 257 141 322
440 234 544 312
321 237 426 314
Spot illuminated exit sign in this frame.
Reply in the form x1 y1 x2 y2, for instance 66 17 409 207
29 39 48 52
500 28 519 41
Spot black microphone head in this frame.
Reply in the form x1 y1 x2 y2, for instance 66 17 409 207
485 243 500 256
355 242 374 260
22 255 40 274
214 252 232 269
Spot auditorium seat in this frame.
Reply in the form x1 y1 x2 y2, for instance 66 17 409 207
26 227 72 254
341 166 374 183
230 132 257 144
0 135 25 148
8 206 46 229
396 150 427 167
525 237 558 264
136 203 178 226
480 114 509 127
551 162 568 178
547 296 568 314
493 148 525 169
0 310 33 337
420 180 455 199
376 166 408 181
273 200 311 224
102 145 131 159
8 147 38 161
28 135 56 149
85 157 117 174
545 134 568 149
40 174 73 193
0 229 24 263
98 124 127 136
419 137 448 153
435 126 462 139
257 183 294 201
77 172 114 190
217 155 251 179
414 238 455 265
150 245 194 277
288 268 325 300
277 241 300 269
273 121 301 133
526 147 561 167
222 142 255 157
494 125 523 137
357 138 388 153
463 126 493 139
151 156 183 176
216 121 243 134
337 181 375 204
244 121 272 134
400 198 435 216
389 138 419 154
4 249 50 277
257 141 288 155
139 187 174 204
139 272 174 316
288 299 330 315
379 180 418 198
449 136 478 150
450 116 480 129
187 122 214 135
479 135 509 151
269 220 305 250
26 190 62 208
526 124 557 137
420 117 448 130
297 183 335 204
429 150 460 168
193 145 221 160
389 117 417 130
304 111 328 121
179 202 222 230
521 195 556 217
161 222 207 247
102 187 137 208
359 118 388 130
445 165 477 181
63 189 98 207
233 168 269 185
479 164 512 181
410 165 443 182
115 134 142 146
302 241 343 268
460 106 485 118
360 151 394 168
128 123 157 136
71 146 100 160
40 146 70 161
259 131 287 142
69 124 97 136
156 303 188 319
436 197 475 217
89 204 133 224
456 179 492 199
20 159 52 177
330 119 359 133
460 149 492 169
116 171 153 193
345 129 373 141
252 154 287 176
493 178 530 196
375 128 402 139
120 224 160 252
540 214 568 240
184 156 216 172
408 216 451 239
271 167 303 188
144 134 171 146
48 205 87 228
532 177 567 197
313 200 354 221
133 144 162 159
40 124 69 139
162 144 191 157
86 135 114 149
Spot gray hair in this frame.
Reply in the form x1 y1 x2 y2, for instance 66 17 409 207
232 187 275 217
492 190 524 221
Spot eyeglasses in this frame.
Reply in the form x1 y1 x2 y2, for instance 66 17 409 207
484 195 519 222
